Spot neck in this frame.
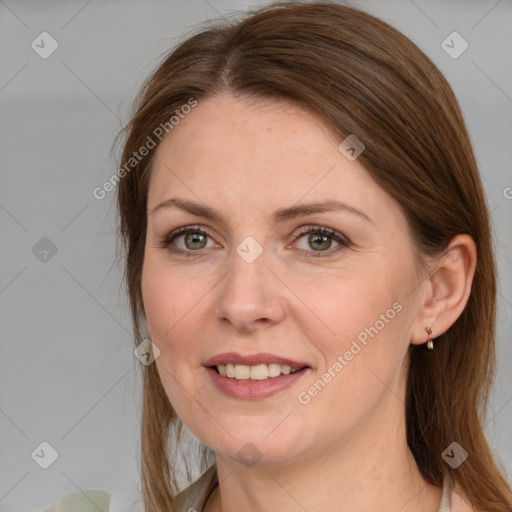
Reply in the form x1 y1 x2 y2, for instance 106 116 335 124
205 390 442 512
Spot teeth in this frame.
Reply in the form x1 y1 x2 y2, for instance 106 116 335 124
235 364 250 380
250 364 267 380
268 363 282 378
226 363 236 378
216 363 302 380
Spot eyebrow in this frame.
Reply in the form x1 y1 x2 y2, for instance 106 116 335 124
149 197 373 225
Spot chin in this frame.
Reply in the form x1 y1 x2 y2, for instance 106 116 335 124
197 419 313 469
214 440 305 469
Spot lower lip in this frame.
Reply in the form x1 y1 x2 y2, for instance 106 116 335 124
205 366 310 400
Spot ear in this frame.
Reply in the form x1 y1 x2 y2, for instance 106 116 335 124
410 234 477 346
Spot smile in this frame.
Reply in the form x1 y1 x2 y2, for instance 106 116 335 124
203 352 312 399
215 363 303 380
206 365 310 400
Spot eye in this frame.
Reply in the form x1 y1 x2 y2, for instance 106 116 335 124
160 225 218 254
159 224 351 258
292 226 351 257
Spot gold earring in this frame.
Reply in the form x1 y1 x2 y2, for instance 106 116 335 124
425 326 434 350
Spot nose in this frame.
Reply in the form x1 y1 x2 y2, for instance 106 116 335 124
215 247 286 332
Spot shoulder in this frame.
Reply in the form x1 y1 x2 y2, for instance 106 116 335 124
42 489 111 512
174 464 218 512
450 483 477 512
439 477 477 512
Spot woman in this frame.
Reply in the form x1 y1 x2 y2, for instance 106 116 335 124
45 1 512 511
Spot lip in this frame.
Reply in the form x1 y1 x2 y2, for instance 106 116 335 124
205 366 311 400
203 352 310 369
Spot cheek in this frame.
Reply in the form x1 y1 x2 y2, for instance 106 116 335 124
141 256 211 343
140 258 219 403
291 281 408 444
141 263 209 423
296 265 411 391
140 263 199 403
296 268 399 345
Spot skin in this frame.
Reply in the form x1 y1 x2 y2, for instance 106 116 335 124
141 94 476 512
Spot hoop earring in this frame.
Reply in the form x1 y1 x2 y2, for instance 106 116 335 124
425 326 434 350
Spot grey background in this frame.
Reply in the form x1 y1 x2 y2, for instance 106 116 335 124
0 0 511 510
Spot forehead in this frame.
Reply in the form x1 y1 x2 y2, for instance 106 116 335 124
153 94 338 173
147 94 397 224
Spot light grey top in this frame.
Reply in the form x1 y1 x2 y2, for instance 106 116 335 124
174 465 453 512
174 464 219 512
40 464 454 511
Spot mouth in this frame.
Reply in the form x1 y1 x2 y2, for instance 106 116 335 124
205 363 311 400
203 352 312 381
203 352 312 399
211 362 309 381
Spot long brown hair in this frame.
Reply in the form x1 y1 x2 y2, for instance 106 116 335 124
114 2 512 510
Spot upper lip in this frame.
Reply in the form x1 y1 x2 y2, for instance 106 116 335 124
203 352 311 370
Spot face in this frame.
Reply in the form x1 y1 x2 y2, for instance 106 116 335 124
141 94 425 468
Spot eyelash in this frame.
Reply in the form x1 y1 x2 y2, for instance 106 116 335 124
159 225 351 258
